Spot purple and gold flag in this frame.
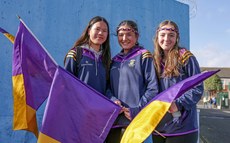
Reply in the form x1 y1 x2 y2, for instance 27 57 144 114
0 27 15 43
38 66 121 143
121 70 220 143
12 19 57 137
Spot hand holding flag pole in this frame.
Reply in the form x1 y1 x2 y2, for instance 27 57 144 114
121 69 220 143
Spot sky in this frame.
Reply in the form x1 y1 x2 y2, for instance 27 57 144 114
189 0 230 68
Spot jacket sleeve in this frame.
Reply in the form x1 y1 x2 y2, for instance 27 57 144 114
130 51 159 118
175 55 204 111
105 60 119 102
106 86 119 102
64 49 78 77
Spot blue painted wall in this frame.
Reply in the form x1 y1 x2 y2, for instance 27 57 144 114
0 0 189 142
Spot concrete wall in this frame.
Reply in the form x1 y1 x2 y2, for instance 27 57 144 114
0 0 189 142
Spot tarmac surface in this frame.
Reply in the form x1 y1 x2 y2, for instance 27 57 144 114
197 105 230 143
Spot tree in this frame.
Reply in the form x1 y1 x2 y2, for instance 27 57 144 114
204 74 222 96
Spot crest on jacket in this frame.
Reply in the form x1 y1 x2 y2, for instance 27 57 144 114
128 59 136 67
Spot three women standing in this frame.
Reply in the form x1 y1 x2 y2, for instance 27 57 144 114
64 16 203 143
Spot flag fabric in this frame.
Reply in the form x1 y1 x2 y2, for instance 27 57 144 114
121 70 220 143
12 19 57 137
38 66 121 143
0 27 15 43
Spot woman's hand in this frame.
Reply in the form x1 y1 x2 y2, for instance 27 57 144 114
123 107 132 121
114 100 122 106
114 100 124 114
168 101 178 113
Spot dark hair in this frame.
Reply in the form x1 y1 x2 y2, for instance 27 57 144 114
116 20 139 45
68 16 111 79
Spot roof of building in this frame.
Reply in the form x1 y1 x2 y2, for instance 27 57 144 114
201 67 230 78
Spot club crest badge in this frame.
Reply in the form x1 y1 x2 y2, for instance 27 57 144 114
128 59 135 67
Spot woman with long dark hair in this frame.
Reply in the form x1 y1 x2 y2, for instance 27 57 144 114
64 16 111 95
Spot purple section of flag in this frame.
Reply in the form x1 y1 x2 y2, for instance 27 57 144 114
13 21 57 109
151 70 220 103
40 66 121 143
0 27 7 33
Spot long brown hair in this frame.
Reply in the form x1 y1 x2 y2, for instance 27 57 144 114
153 20 181 78
66 16 111 78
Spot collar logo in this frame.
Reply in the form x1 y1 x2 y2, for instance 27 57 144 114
128 59 136 67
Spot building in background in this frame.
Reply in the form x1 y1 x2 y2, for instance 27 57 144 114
201 67 230 109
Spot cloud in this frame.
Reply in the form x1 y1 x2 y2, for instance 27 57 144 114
191 44 230 67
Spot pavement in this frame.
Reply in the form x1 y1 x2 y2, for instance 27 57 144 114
197 103 230 143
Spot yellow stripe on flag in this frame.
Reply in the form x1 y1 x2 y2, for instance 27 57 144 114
12 74 38 137
3 33 15 43
38 132 61 143
121 100 171 143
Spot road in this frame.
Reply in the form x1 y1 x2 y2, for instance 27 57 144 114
198 108 230 143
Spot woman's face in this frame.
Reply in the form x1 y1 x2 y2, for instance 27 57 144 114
117 25 138 54
157 24 177 53
88 21 108 49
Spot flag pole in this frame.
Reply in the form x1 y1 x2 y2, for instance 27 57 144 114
17 15 21 20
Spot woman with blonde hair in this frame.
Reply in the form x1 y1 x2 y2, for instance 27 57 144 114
152 20 203 143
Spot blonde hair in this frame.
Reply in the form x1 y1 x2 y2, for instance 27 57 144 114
153 20 181 78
